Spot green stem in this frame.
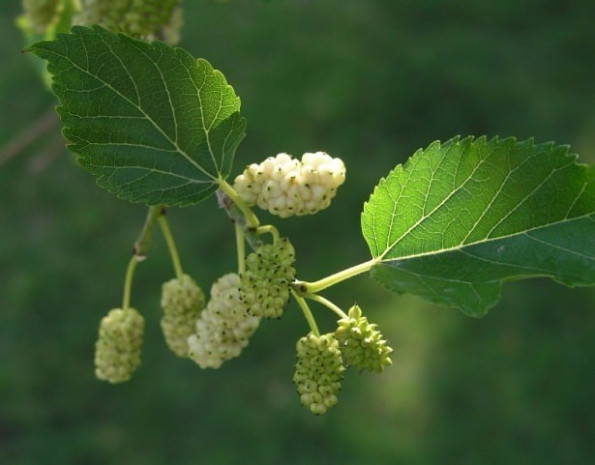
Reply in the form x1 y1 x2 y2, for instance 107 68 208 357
235 221 246 275
255 224 280 244
217 178 260 228
304 294 348 319
158 215 184 280
291 289 320 336
122 255 139 311
294 258 379 294
132 206 162 258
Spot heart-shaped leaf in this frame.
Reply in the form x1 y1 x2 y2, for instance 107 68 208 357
27 26 246 206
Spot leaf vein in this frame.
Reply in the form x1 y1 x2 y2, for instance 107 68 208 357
381 146 488 259
380 212 594 263
523 231 595 260
485 160 571 238
462 145 539 243
43 41 215 182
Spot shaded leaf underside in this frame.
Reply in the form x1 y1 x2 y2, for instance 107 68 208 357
362 137 595 317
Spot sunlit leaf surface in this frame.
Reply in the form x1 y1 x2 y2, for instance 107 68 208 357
362 136 595 316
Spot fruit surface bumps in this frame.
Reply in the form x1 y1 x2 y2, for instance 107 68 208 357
21 0 62 33
187 273 260 369
160 274 206 357
240 238 296 319
95 307 145 383
293 332 345 414
335 304 393 373
233 152 346 218
74 0 181 42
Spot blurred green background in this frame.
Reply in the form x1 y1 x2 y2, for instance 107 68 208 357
1 1 594 464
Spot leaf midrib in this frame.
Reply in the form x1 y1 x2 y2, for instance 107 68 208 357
377 143 583 261
377 143 488 260
379 212 594 264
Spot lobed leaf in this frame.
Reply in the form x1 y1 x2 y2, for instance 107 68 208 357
362 136 595 317
27 26 246 206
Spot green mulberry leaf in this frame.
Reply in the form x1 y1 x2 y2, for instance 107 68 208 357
362 136 595 317
27 26 245 206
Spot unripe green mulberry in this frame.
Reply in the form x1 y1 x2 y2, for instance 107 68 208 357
335 304 393 373
73 0 182 44
160 274 206 358
240 238 296 319
95 307 145 383
293 332 345 414
233 152 346 218
187 273 260 369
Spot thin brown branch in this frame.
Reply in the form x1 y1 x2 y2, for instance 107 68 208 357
25 134 67 175
0 107 58 169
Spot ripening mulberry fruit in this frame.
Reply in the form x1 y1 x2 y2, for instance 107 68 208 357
94 307 145 383
160 274 206 358
233 152 346 218
161 5 183 45
293 332 345 414
21 0 62 34
73 0 182 44
187 273 260 369
335 304 393 373
240 238 296 319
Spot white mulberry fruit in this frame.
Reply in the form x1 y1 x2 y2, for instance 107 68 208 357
187 273 260 369
233 152 346 218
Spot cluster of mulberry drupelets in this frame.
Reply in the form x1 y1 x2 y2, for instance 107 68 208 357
293 333 345 414
160 274 206 358
20 0 62 34
233 152 346 218
93 238 392 414
240 237 296 319
335 304 393 373
73 0 182 43
182 237 296 368
187 273 260 369
90 141 390 413
94 307 145 383
293 305 393 414
93 272 260 379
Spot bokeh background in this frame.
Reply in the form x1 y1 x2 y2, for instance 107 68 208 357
1 1 594 464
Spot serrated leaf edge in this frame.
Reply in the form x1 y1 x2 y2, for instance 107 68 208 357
361 135 588 263
26 26 245 206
